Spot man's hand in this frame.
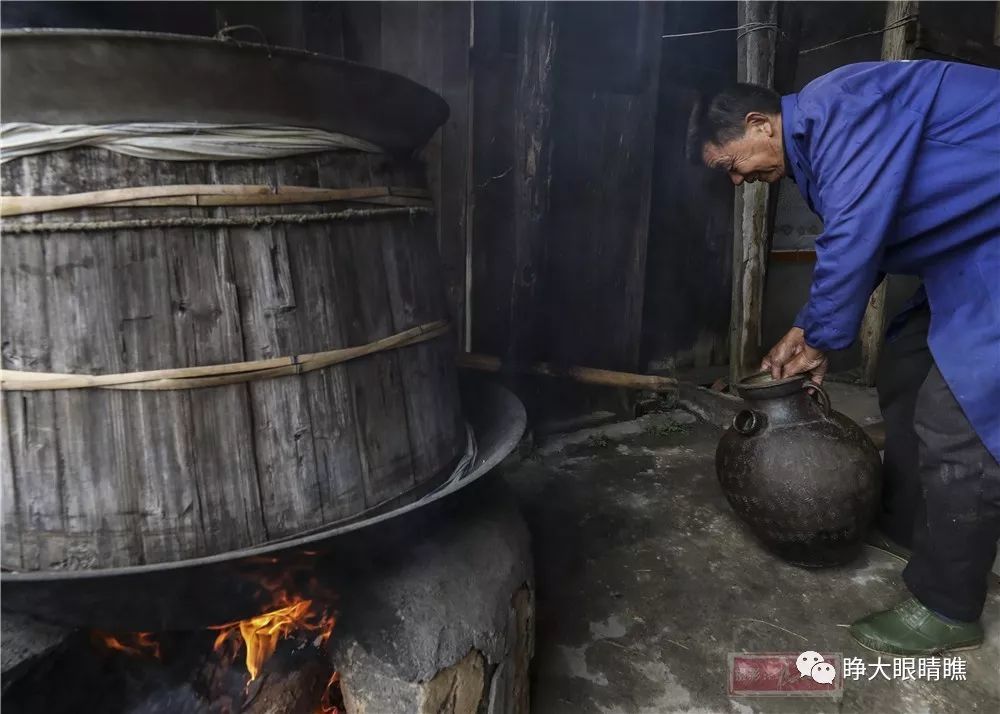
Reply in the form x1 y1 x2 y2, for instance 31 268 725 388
761 327 829 385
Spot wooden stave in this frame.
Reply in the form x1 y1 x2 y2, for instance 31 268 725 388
0 148 465 571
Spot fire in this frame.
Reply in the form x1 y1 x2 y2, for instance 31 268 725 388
318 671 341 713
88 570 339 711
92 631 161 659
211 597 336 682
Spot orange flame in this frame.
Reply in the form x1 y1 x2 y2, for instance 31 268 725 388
91 568 337 713
317 671 341 713
210 598 336 682
92 631 161 659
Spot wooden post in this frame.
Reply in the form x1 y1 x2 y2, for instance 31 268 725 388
859 0 918 385
729 0 778 386
468 2 520 357
463 4 478 352
506 1 558 367
995 1 1000 47
859 281 889 385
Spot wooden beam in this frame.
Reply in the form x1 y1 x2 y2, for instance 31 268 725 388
883 0 919 58
859 0 918 386
506 1 558 367
468 3 520 357
457 353 677 392
729 0 778 386
464 3 478 352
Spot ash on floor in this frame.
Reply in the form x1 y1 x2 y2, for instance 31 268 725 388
504 406 999 714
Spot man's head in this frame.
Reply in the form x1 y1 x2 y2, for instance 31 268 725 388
688 83 785 185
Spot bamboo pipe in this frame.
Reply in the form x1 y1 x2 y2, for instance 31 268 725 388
456 353 677 393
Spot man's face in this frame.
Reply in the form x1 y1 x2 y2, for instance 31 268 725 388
702 113 785 186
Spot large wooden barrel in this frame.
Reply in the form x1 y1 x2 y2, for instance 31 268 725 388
0 31 465 571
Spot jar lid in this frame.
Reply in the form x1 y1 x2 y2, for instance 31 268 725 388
735 371 807 399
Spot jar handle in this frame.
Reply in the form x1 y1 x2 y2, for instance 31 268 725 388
804 382 832 416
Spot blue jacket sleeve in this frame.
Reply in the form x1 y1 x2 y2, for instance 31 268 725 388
794 91 926 350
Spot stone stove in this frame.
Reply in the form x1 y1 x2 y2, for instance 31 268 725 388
2 479 534 714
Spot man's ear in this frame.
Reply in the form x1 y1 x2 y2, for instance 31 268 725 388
744 111 774 137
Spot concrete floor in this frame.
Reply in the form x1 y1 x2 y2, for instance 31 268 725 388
504 405 1000 714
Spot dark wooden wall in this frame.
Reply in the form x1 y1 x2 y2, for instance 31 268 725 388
469 6 665 354
544 2 663 374
0 1 334 48
467 2 520 358
642 2 737 376
468 2 667 419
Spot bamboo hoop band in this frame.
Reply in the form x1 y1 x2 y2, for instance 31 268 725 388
0 320 449 391
0 184 432 217
0 206 433 234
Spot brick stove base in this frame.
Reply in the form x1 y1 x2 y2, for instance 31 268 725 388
331 479 534 713
1 479 534 714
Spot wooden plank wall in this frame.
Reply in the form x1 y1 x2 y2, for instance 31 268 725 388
470 1 665 418
311 1 667 418
0 1 334 48
544 2 664 375
508 3 558 366
468 2 521 358
642 2 737 376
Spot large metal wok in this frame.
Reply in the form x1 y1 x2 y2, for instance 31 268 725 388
0 382 526 631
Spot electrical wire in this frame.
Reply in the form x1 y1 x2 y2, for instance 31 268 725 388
661 15 917 55
661 22 778 40
799 16 916 55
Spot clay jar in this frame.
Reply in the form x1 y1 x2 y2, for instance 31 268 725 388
715 374 882 567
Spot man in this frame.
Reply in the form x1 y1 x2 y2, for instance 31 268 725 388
689 60 1000 655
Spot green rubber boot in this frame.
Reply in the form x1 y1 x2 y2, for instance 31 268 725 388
849 598 983 655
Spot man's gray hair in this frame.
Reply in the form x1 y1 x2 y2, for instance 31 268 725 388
686 83 781 163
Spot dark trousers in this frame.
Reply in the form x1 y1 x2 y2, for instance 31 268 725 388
876 307 1000 622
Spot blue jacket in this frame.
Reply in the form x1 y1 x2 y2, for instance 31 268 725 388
783 60 1000 461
